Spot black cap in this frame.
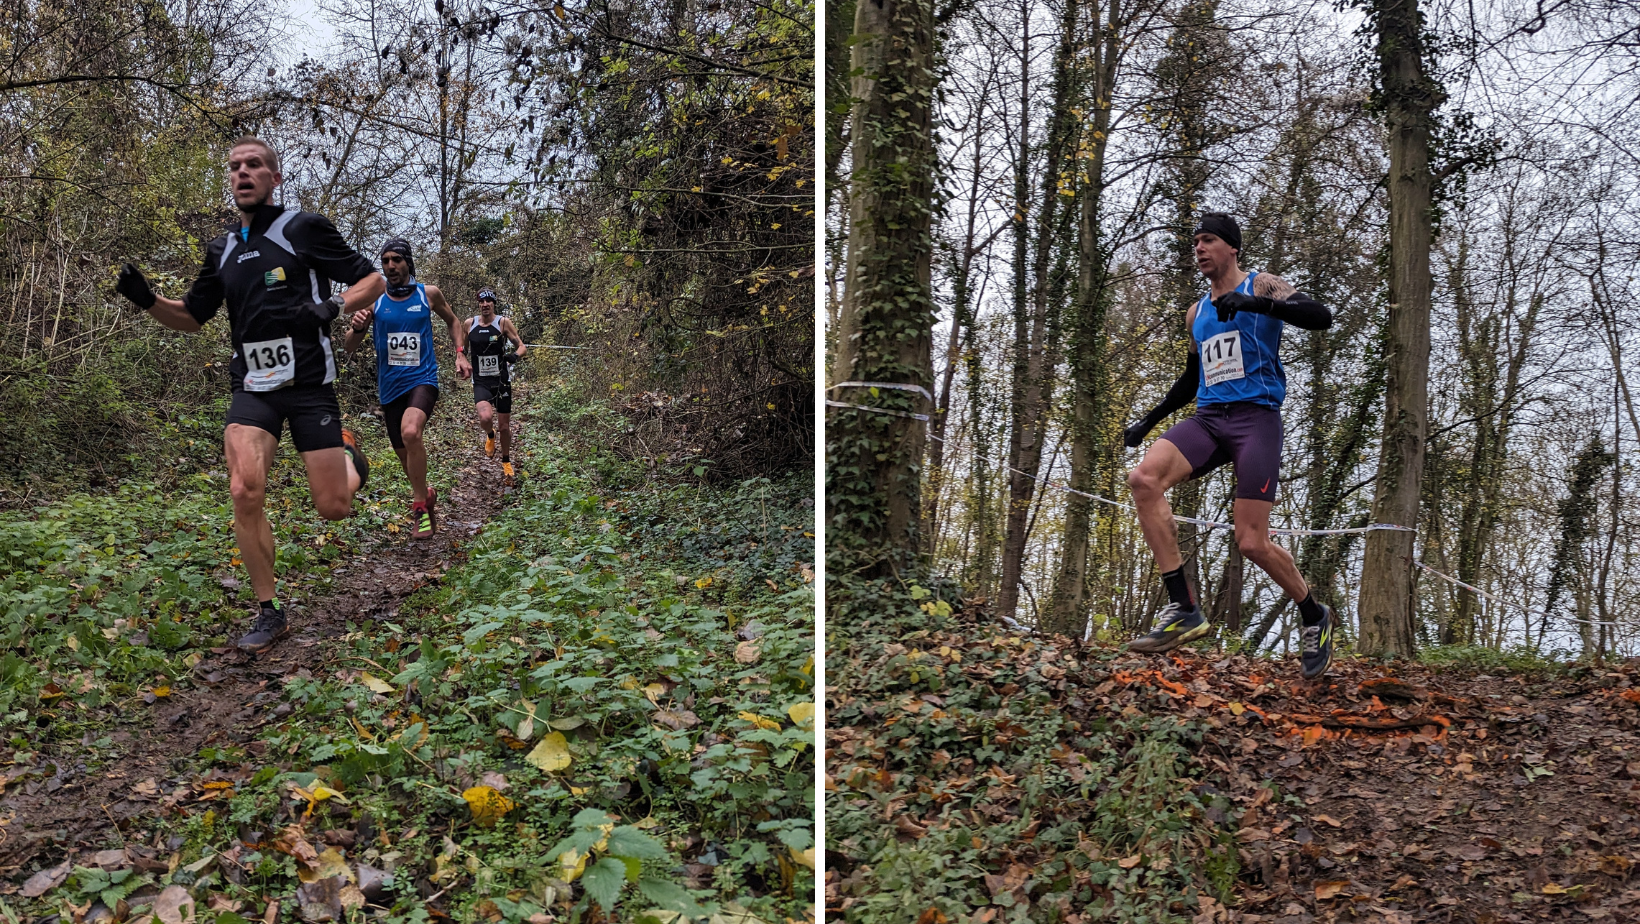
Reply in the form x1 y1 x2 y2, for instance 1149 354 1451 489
380 237 416 279
1193 212 1241 252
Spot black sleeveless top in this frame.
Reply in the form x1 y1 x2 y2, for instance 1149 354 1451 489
467 315 509 382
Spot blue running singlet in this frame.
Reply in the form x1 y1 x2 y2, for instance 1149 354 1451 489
372 283 440 406
1192 271 1286 408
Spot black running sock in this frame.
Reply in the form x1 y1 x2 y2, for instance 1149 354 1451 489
1161 567 1196 610
1297 592 1325 626
259 599 281 615
501 455 510 462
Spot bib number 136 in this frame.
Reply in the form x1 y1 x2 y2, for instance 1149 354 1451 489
1202 330 1245 387
242 336 295 392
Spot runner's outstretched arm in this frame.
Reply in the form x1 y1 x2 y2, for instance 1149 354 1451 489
1124 349 1201 447
117 263 205 332
1214 273 1332 330
502 318 526 360
425 285 471 379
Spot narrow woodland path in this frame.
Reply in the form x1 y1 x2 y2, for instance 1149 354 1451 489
1 424 509 874
826 619 1640 923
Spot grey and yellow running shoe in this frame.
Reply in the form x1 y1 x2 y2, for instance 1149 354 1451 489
1300 605 1335 680
1129 604 1211 653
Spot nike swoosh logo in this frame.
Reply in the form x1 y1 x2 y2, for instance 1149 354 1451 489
1261 479 1271 492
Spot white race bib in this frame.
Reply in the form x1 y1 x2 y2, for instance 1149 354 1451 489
1201 330 1245 387
387 332 422 367
478 354 500 377
241 337 295 391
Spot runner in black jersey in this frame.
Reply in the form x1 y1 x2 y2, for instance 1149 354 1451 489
115 136 386 653
466 288 526 480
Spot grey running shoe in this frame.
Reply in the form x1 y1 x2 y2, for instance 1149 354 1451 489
237 607 289 652
1129 604 1211 653
1300 605 1335 680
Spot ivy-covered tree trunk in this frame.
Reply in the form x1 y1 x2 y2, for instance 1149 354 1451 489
825 0 938 581
1357 0 1440 658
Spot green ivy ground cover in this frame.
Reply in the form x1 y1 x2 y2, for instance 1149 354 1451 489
9 382 816 924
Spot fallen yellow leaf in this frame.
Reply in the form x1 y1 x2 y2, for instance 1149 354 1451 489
525 732 572 773
790 846 815 869
1229 702 1246 716
787 701 815 729
1117 856 1142 869
558 848 588 881
462 786 515 826
360 672 395 695
740 711 782 732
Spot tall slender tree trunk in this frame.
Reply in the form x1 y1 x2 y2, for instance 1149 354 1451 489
1358 0 1440 658
1047 0 1122 637
998 0 1076 622
825 0 937 581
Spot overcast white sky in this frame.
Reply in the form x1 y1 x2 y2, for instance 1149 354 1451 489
278 0 342 62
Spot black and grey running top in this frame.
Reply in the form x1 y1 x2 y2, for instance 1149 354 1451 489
181 204 376 392
467 315 510 382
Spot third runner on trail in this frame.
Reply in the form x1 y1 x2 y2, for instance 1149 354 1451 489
467 288 526 481
1121 212 1337 678
114 136 383 652
344 238 470 539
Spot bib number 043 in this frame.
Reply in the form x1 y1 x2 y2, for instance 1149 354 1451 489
388 332 422 367
1201 330 1245 387
241 336 295 392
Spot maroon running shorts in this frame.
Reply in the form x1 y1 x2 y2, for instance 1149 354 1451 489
1158 401 1283 502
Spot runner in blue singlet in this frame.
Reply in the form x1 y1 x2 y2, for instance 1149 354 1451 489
343 238 469 539
1120 212 1339 679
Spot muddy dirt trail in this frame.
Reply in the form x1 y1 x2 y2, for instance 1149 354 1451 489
1 430 511 873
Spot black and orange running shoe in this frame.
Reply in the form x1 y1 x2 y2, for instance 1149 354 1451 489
341 428 370 490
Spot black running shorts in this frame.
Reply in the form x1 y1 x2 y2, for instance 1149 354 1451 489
382 384 438 451
473 378 512 415
226 384 344 453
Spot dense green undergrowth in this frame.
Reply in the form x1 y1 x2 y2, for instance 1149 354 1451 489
11 382 816 923
0 413 447 748
825 591 1238 924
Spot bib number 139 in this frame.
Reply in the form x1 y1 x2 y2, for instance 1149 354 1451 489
478 354 500 377
1202 330 1245 387
242 336 295 392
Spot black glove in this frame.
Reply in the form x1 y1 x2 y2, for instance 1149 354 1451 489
117 263 156 309
505 351 520 365
1123 420 1152 449
309 293 346 325
1213 289 1273 323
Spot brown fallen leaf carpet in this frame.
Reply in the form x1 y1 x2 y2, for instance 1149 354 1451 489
825 613 1640 923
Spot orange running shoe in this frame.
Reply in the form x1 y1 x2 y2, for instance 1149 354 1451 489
485 435 496 458
502 461 515 481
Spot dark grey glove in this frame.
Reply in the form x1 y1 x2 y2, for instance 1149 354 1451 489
1213 290 1274 323
117 263 156 309
309 293 346 324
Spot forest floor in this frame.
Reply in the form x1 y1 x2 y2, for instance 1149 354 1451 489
826 611 1640 924
2 380 815 924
